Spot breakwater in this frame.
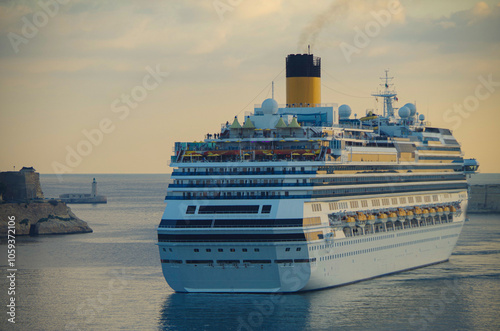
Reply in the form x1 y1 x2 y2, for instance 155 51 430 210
468 184 500 213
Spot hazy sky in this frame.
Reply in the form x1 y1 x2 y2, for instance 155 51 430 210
1 0 499 174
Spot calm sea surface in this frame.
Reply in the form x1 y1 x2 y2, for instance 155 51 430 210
0 173 499 330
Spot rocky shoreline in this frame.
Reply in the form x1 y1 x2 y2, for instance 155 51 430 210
0 200 92 236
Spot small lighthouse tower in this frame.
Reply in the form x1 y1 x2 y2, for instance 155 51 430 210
92 178 97 197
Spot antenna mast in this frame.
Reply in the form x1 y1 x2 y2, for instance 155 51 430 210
372 69 397 118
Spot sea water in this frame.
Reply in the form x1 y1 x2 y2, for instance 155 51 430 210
0 173 498 330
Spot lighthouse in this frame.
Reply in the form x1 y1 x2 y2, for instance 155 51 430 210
92 178 97 197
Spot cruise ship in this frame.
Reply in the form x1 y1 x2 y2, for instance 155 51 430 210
157 53 479 292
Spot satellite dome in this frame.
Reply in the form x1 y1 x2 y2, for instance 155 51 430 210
339 104 352 119
398 106 410 118
419 114 425 121
261 98 279 114
404 103 417 116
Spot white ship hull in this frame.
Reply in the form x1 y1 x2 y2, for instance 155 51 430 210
158 197 466 293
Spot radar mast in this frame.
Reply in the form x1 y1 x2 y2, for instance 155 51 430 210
372 70 397 118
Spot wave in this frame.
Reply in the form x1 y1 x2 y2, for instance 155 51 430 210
452 250 500 256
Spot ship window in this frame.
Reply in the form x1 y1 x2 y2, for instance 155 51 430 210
194 249 199 252
206 249 211 252
186 206 196 214
254 248 260 252
285 247 290 252
169 248 172 252
312 204 322 212
230 248 235 252
242 248 247 252
262 205 272 214
198 205 260 214
162 248 166 252
296 247 301 251
391 198 398 205
218 248 223 252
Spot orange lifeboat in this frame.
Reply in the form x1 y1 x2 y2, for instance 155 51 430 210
444 206 451 213
406 209 414 217
342 216 356 227
356 212 367 222
437 206 444 215
366 214 376 223
377 212 388 222
413 207 422 215
429 207 437 215
387 211 397 222
397 208 406 217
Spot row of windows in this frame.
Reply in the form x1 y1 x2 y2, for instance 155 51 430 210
318 236 442 262
396 223 462 237
157 232 306 242
172 163 462 177
167 183 466 201
161 258 316 265
311 183 466 199
190 247 302 253
159 218 302 228
173 174 463 189
309 233 395 251
310 174 464 186
190 205 264 214
176 166 309 174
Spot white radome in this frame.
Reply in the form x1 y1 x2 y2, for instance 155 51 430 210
398 106 410 118
339 104 352 119
262 98 279 114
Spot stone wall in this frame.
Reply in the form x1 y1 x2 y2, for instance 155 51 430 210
468 184 500 213
0 168 44 202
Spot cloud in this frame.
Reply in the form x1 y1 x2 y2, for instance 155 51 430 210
382 1 500 55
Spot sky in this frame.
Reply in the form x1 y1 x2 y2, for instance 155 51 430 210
1 0 499 174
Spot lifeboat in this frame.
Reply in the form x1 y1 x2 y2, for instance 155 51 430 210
366 214 376 224
356 212 367 222
429 207 437 216
377 212 388 222
443 206 451 214
388 211 397 222
437 206 444 216
450 205 457 215
343 216 356 227
397 208 406 220
406 209 414 218
413 207 422 217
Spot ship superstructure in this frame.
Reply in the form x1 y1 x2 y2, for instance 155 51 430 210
157 54 479 292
